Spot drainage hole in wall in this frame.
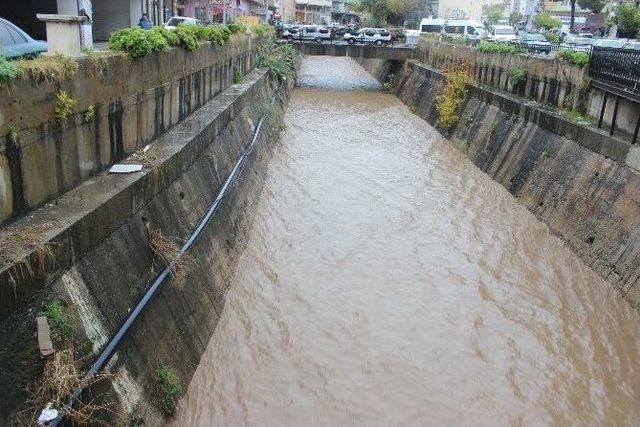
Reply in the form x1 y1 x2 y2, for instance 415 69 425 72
179 191 185 200
585 236 595 245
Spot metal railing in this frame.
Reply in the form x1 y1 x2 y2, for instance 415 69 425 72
589 46 640 95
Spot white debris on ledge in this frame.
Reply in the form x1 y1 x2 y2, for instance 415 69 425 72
36 403 58 425
109 164 143 174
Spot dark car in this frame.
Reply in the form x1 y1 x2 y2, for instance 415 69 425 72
516 33 552 54
1 17 48 59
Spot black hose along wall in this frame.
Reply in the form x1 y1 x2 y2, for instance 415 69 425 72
0 72 292 425
395 61 640 308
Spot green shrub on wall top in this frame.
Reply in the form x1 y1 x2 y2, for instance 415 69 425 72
558 50 590 67
478 41 526 54
0 57 23 85
107 23 260 58
507 67 526 86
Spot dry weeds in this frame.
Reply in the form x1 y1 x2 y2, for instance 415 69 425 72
0 221 57 297
15 54 78 82
148 228 196 289
15 348 112 426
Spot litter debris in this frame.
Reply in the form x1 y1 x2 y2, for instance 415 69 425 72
37 403 58 425
109 164 143 174
36 316 55 357
143 144 151 152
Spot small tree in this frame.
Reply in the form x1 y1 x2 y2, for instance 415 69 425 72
509 11 523 25
534 12 562 30
615 3 640 38
577 0 605 13
486 5 504 25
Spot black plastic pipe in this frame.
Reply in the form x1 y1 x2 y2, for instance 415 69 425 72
49 90 276 426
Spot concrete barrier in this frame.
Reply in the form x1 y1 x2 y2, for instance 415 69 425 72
0 34 261 225
0 66 291 424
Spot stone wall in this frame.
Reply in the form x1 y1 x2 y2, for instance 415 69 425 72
396 61 640 307
0 67 291 425
0 34 260 225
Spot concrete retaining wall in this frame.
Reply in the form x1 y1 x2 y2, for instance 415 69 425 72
0 35 260 225
415 39 589 110
396 61 640 307
0 67 290 424
416 39 640 140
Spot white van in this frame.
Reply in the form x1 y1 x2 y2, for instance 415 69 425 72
419 18 445 34
489 25 516 42
442 20 486 40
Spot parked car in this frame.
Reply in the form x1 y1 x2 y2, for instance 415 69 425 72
560 36 594 52
317 26 332 41
283 25 328 42
488 25 517 42
343 27 392 45
164 16 201 30
592 39 627 49
0 17 47 59
516 33 552 54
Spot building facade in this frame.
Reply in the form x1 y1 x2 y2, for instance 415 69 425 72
295 0 332 23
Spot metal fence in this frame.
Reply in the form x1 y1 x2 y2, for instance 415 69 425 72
589 46 640 94
510 41 593 55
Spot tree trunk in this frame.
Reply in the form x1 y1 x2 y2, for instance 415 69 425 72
570 0 576 33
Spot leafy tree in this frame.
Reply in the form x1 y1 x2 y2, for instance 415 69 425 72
486 5 504 25
354 0 418 26
509 11 523 25
615 3 640 38
534 12 562 30
577 0 605 13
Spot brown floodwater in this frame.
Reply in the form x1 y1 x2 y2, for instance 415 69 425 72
172 57 640 426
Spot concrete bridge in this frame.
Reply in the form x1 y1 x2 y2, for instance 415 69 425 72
285 41 415 61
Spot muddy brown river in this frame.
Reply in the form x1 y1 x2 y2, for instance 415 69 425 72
172 57 640 426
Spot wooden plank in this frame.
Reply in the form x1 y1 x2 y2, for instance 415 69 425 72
36 316 55 357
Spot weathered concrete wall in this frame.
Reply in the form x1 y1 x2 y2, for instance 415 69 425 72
416 39 640 140
289 41 415 61
396 61 640 307
0 68 290 424
0 35 260 225
415 39 589 111
586 88 640 139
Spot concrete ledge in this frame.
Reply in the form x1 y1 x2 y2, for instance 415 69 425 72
0 69 270 320
288 42 415 61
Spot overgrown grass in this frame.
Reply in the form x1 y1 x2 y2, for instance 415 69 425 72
155 365 183 416
148 228 196 289
558 50 590 67
85 104 96 122
233 69 244 84
0 57 23 85
478 41 526 54
252 24 274 38
15 54 78 82
14 347 112 425
54 90 76 121
108 23 253 58
256 42 298 81
43 300 73 343
435 63 473 129
507 67 526 87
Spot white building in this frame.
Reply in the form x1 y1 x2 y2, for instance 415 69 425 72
295 0 332 23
